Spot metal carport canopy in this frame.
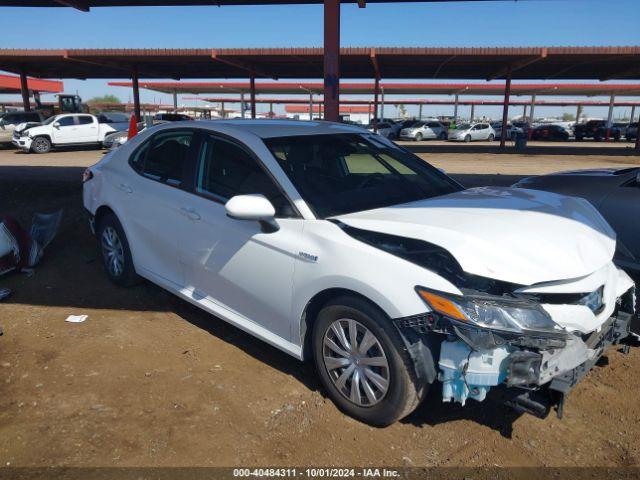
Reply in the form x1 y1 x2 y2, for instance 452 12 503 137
0 73 63 94
1 47 639 81
108 81 640 97
0 1 505 9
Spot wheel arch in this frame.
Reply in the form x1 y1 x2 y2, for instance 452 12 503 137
299 287 390 361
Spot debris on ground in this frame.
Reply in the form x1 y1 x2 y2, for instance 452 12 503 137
0 210 63 277
65 314 88 323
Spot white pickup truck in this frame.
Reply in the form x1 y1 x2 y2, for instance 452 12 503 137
13 113 124 154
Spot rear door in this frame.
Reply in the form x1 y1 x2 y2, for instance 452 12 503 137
116 128 198 287
75 115 99 142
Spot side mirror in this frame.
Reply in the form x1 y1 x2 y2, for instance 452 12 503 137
53 122 60 129
225 194 279 233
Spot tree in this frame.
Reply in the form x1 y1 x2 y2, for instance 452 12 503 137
87 94 121 105
561 112 575 121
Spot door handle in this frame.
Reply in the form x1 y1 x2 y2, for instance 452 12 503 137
180 207 201 221
118 183 133 194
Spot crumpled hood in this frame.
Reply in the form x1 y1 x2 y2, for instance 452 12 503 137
337 187 616 286
14 122 41 135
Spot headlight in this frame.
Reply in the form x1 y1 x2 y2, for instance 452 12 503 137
416 286 566 337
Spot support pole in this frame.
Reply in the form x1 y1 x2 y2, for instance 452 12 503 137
636 123 640 153
269 102 273 118
323 0 340 122
630 105 636 123
499 69 512 149
309 93 314 121
373 76 380 132
380 87 385 122
528 94 536 139
250 74 256 119
240 92 246 119
576 104 583 124
605 94 615 141
132 73 141 121
172 91 178 113
19 71 30 111
418 103 422 120
522 104 527 120
221 101 225 118
470 104 475 123
453 94 459 120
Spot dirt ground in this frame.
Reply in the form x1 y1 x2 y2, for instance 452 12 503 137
0 144 639 469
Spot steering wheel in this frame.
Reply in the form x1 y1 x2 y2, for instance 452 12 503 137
358 173 386 189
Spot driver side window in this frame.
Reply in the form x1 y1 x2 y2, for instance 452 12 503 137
195 134 294 217
57 117 75 127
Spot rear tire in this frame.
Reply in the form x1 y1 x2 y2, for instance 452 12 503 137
31 136 51 154
464 134 471 143
96 213 140 287
415 132 423 142
312 296 427 427
488 134 495 141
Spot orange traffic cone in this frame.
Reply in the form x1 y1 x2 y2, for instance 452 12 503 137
127 114 138 140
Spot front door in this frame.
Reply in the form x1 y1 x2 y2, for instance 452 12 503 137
51 115 79 144
176 133 301 341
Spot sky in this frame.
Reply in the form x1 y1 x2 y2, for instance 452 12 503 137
1 0 640 119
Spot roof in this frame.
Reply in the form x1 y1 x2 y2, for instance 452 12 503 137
2 47 640 81
155 118 365 138
0 73 63 94
115 80 640 97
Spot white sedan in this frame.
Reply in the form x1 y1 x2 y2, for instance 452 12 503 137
83 120 635 426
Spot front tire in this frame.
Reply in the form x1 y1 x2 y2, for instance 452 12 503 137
415 132 423 142
96 213 140 287
464 134 471 143
31 136 51 154
312 296 427 427
488 134 495 141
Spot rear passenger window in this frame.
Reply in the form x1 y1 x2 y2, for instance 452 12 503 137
196 134 293 217
77 115 94 125
142 130 194 187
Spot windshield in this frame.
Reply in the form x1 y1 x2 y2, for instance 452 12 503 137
263 133 462 218
457 124 471 130
43 116 57 125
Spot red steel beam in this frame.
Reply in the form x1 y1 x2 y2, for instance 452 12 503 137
19 71 30 111
499 68 512 149
132 73 141 121
323 0 340 122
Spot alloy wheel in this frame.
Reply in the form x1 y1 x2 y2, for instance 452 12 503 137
33 138 49 153
101 226 125 277
322 318 390 407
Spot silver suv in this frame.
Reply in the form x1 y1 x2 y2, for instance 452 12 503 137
400 120 448 141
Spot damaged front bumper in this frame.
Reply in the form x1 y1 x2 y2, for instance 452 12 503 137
394 285 636 419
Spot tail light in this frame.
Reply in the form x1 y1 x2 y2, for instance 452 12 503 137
82 168 94 183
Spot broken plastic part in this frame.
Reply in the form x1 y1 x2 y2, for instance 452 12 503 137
29 210 63 251
438 340 510 405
